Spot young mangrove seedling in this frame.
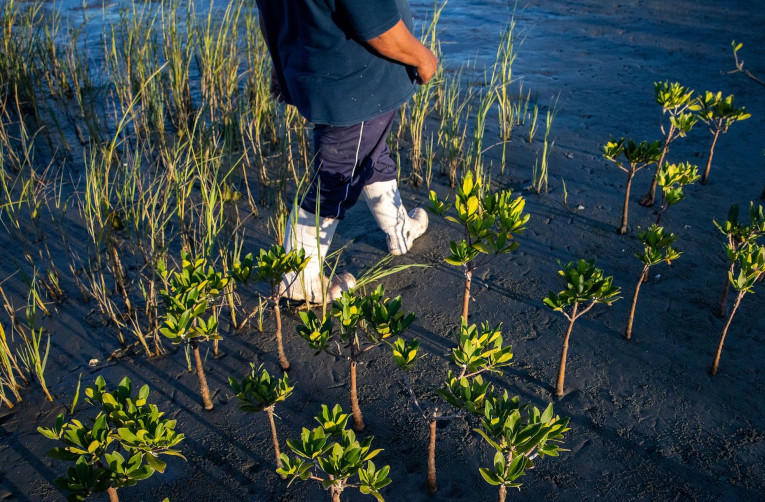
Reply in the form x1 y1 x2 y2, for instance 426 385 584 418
393 321 513 494
711 242 765 375
543 259 620 396
229 363 294 467
277 404 391 502
692 90 751 185
158 251 229 410
654 161 700 225
296 285 415 432
230 244 309 370
476 392 569 502
624 225 681 340
729 41 765 89
639 81 697 207
602 138 661 234
38 376 185 502
429 171 529 323
713 202 765 317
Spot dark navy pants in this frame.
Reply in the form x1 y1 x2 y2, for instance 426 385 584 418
301 109 398 219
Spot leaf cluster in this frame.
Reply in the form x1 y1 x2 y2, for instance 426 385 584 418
654 81 694 111
231 244 308 290
429 171 528 267
714 202 765 244
543 259 621 314
296 285 415 355
602 138 662 171
277 404 391 501
728 242 765 293
229 364 293 413
635 225 681 266
657 162 699 206
476 391 569 489
38 376 184 501
158 251 228 344
692 91 751 132
450 322 513 375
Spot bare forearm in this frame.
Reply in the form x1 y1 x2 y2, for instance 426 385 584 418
366 20 438 83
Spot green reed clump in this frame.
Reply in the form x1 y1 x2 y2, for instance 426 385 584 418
437 68 471 187
533 98 558 194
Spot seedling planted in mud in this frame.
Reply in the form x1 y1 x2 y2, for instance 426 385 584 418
229 364 293 467
713 202 765 317
296 285 415 431
544 259 620 396
158 251 229 410
38 376 184 502
711 242 765 375
476 392 569 502
277 404 391 502
654 161 700 225
393 321 513 494
429 171 529 323
692 90 751 185
624 225 681 340
602 138 661 234
230 244 309 370
640 81 697 207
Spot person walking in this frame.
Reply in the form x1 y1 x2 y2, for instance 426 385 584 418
256 0 439 303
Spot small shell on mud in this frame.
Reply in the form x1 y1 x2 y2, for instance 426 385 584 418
89 358 99 367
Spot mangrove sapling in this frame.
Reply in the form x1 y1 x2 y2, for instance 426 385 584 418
38 376 185 502
230 244 309 370
602 138 661 234
543 259 621 397
711 243 765 375
730 41 765 89
296 285 415 432
713 202 765 316
437 69 472 187
653 161 700 225
429 171 529 323
393 321 513 493
277 404 391 502
639 81 697 207
229 364 294 467
476 392 569 502
692 91 751 185
158 251 229 410
624 225 681 340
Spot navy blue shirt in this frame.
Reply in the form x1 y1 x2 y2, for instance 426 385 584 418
257 0 418 126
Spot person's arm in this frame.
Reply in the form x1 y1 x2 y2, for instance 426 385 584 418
365 19 438 84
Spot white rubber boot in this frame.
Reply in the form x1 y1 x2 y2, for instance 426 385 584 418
279 207 356 303
363 179 428 256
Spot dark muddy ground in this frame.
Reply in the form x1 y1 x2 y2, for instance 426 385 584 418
2 0 765 501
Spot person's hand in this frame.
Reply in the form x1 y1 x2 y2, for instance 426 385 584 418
414 47 438 85
270 68 284 102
